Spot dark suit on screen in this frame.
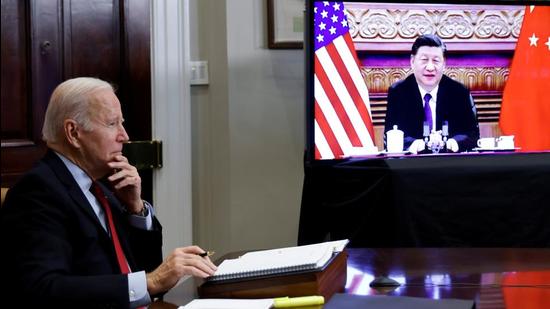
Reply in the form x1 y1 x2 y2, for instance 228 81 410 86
0 150 163 308
384 74 479 151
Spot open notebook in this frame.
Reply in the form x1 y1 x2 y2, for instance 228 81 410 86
207 239 349 282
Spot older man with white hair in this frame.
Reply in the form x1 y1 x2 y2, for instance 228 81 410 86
0 77 216 308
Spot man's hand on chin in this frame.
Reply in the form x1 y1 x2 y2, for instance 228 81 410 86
106 155 144 214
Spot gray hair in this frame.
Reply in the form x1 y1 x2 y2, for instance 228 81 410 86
42 77 114 143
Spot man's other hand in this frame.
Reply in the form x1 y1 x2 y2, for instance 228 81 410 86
146 246 217 295
446 138 459 152
408 139 426 154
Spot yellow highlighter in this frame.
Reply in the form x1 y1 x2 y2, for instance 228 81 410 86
273 295 325 308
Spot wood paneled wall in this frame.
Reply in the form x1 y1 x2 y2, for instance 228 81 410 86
1 0 151 199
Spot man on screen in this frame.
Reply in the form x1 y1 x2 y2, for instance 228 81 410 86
384 34 479 153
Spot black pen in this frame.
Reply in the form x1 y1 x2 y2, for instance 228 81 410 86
199 251 215 257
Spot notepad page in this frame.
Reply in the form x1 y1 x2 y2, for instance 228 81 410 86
213 239 348 278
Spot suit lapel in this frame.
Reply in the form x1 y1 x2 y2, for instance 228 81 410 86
435 75 449 130
43 150 139 271
406 75 424 124
43 151 110 239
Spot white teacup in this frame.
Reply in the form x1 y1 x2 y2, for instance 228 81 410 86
477 137 496 149
497 135 515 149
386 125 404 153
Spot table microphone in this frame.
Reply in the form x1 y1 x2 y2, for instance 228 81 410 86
442 121 449 152
423 121 430 139
422 121 430 152
423 121 430 141
369 276 401 288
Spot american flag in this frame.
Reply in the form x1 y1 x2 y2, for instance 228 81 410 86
314 1 375 159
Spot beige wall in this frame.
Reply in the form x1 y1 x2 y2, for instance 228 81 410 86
189 0 305 256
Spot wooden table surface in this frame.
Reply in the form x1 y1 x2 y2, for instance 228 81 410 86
152 247 550 308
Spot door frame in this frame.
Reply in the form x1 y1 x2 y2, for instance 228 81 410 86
150 0 193 256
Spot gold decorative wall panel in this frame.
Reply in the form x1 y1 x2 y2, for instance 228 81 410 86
344 3 524 50
362 67 509 95
363 67 507 125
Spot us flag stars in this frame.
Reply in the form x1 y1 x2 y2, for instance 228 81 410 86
314 1 350 51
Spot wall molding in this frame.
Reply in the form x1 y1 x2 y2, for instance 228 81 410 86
151 0 192 253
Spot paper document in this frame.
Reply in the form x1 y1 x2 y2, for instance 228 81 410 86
179 298 273 309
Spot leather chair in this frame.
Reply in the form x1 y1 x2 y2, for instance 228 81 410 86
1 187 8 207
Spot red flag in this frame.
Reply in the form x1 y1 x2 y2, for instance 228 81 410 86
502 270 550 308
499 6 550 151
313 2 376 159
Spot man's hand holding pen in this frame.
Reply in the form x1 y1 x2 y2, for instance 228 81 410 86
146 245 217 296
199 251 215 258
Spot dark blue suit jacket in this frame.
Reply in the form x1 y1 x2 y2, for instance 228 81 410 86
384 74 479 151
0 150 163 308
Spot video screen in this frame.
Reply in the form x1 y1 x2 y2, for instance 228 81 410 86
307 0 550 161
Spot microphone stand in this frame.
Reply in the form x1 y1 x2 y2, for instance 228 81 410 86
441 121 449 153
418 121 431 154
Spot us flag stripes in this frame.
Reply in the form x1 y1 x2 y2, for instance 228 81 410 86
314 1 376 159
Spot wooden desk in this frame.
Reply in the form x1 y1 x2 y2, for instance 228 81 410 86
345 248 550 309
153 247 550 308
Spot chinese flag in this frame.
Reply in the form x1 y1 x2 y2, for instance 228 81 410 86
499 6 550 151
502 271 550 309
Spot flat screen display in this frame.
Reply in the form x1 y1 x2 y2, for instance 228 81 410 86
305 0 550 162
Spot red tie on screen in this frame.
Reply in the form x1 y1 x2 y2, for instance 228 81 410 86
90 182 130 274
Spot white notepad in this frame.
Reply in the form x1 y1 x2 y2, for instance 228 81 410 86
207 239 349 282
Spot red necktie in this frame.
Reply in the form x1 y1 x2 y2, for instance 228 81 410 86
91 182 131 274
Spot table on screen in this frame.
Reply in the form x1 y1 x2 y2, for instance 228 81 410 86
298 152 550 247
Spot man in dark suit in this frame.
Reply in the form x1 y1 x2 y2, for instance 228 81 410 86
384 34 479 153
0 77 217 308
